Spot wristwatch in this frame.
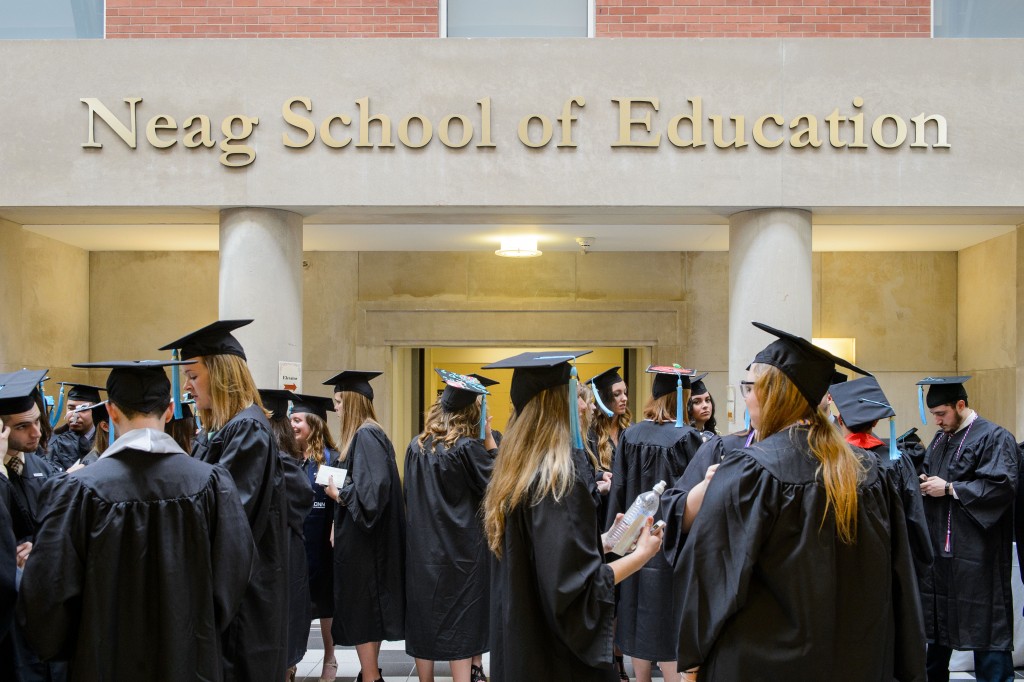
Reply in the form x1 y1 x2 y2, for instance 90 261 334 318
944 482 951 496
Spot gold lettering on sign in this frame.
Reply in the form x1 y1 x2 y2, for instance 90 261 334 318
667 97 705 148
398 115 432 149
710 115 747 148
789 115 822 149
146 115 177 149
518 114 552 148
753 114 784 149
558 97 585 148
611 98 660 147
282 97 316 148
182 115 215 149
871 114 907 149
910 114 950 148
81 97 142 149
219 115 259 168
356 97 395 148
476 98 496 148
320 115 352 148
439 115 473 148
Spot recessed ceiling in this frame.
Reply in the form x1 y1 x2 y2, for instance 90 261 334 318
7 206 1021 252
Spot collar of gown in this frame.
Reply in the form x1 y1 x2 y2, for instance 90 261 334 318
99 428 185 459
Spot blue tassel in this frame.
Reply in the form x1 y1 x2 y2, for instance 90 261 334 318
171 349 183 420
744 408 751 431
592 380 614 417
889 416 899 460
109 415 116 444
49 384 67 428
675 375 684 428
918 385 927 425
569 367 583 449
479 395 487 440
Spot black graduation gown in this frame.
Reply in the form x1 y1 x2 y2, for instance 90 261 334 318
281 454 314 668
489 447 618 682
16 429 254 682
676 427 926 681
0 482 16 682
660 430 752 568
193 404 289 680
331 424 406 646
916 416 1018 650
404 435 495 660
44 430 89 472
6 451 59 543
302 448 338 619
586 430 613 527
604 420 702 662
861 439 934 576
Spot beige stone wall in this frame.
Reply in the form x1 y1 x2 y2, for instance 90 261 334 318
0 219 90 384
51 246 977 440
814 251 958 436
957 231 1018 434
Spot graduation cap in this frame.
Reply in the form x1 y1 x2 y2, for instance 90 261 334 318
829 376 899 460
436 369 491 439
59 382 104 403
72 360 196 416
483 350 592 448
915 376 971 424
322 370 382 401
258 388 298 422
587 367 623 418
646 365 697 428
159 320 252 361
69 398 109 425
291 394 334 421
750 321 870 408
468 373 500 388
0 369 48 415
688 372 710 396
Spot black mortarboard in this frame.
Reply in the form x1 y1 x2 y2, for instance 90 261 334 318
258 388 298 422
750 321 869 408
483 350 592 414
829 376 894 426
70 399 109 424
917 376 970 409
0 369 48 415
688 372 710 396
646 365 696 428
171 401 194 423
323 370 382 401
831 371 848 386
468 373 500 388
291 394 334 421
72 360 196 414
436 369 489 413
647 365 697 399
59 383 104 403
158 319 252 360
587 367 623 396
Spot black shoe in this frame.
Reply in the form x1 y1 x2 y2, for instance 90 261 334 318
471 663 487 682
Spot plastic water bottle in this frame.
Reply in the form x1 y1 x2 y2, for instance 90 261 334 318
605 480 667 555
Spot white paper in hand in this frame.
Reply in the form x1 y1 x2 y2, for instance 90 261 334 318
315 465 348 488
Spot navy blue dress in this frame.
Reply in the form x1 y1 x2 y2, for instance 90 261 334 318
303 448 339 618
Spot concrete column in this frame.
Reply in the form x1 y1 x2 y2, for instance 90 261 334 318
728 208 813 432
219 207 303 389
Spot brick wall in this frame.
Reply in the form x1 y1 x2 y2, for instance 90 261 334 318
596 0 931 38
106 0 930 39
106 0 439 38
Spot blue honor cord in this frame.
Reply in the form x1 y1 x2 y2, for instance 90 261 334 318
592 379 614 417
889 416 899 460
569 366 583 449
917 385 927 425
675 375 684 428
479 395 487 440
171 349 183 420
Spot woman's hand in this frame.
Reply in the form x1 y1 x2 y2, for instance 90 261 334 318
632 517 663 562
483 415 497 451
601 513 624 553
324 474 340 502
596 471 612 496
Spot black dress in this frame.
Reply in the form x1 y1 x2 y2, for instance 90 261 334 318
489 448 618 682
193 403 289 681
404 434 495 660
604 420 702 662
17 429 254 682
915 416 1019 651
675 426 926 681
302 448 339 619
282 454 314 669
332 424 406 646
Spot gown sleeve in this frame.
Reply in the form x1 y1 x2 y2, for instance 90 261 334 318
0 487 16 643
884 469 928 682
338 427 394 532
15 476 89 661
954 425 1019 530
207 466 257 632
890 455 934 571
660 437 723 567
675 453 776 671
530 480 617 667
455 438 495 498
212 416 277 531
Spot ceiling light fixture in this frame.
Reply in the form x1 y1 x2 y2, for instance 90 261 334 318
495 236 542 258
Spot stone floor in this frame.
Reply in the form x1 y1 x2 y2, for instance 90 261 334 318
291 625 998 681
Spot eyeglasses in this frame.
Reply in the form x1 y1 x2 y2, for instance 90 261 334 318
739 381 755 398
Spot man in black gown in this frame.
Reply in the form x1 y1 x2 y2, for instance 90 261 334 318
915 376 1019 682
45 383 103 471
17 359 254 681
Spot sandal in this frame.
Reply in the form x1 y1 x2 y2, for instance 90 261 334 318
287 665 296 682
318 659 338 682
470 663 487 682
614 654 629 681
